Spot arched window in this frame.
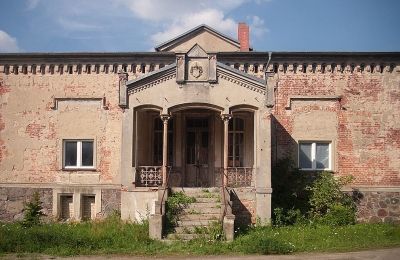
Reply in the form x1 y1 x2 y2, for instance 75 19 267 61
153 117 173 165
228 117 244 167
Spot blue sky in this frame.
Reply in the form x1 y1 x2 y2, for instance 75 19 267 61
0 0 399 53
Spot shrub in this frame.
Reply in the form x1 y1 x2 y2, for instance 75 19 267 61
273 207 307 226
315 204 356 226
272 159 356 227
21 191 45 227
307 172 355 225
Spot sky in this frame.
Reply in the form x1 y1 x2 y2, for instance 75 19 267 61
0 0 399 53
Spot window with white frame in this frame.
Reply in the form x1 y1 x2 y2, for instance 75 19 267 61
299 141 331 170
63 140 94 169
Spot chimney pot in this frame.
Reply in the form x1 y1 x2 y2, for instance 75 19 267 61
238 22 250 51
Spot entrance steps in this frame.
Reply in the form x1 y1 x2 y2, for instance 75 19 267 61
166 188 222 241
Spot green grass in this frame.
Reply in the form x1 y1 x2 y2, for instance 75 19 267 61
1 218 400 256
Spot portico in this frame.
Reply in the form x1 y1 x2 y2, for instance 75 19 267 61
118 36 272 225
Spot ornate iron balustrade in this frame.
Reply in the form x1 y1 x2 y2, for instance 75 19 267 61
226 167 253 187
137 166 162 187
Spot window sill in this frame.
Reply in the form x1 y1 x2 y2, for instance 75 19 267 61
299 168 332 172
62 168 97 172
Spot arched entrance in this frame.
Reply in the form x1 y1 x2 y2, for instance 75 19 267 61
133 104 255 188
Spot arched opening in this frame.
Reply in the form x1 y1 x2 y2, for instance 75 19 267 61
133 104 255 188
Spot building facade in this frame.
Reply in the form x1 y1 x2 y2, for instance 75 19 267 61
1 24 400 225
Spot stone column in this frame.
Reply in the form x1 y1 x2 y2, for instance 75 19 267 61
221 114 232 186
161 114 171 186
120 107 135 189
256 108 272 225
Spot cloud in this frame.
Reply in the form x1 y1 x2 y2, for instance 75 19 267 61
117 0 259 45
0 30 20 52
18 0 270 50
58 18 103 32
151 9 237 44
248 15 269 38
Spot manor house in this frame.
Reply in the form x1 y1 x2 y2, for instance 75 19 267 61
1 24 399 236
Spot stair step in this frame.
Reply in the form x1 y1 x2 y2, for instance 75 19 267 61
174 225 207 233
194 197 220 203
179 213 220 221
183 206 221 214
170 187 220 196
177 219 218 226
186 202 220 208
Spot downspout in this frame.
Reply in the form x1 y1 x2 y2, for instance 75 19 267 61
264 51 273 108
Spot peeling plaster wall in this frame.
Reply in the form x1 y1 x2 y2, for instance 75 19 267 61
0 72 122 185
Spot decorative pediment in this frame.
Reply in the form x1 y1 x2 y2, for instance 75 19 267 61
176 44 216 84
187 44 208 58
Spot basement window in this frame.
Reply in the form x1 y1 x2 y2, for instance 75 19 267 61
60 195 73 220
81 195 96 220
299 141 331 170
63 140 94 169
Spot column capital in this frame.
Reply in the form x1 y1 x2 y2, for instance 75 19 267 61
160 114 171 122
220 113 232 121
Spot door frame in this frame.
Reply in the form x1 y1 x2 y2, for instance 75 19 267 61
182 111 215 187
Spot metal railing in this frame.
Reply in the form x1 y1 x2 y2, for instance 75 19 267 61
226 167 253 187
136 166 162 187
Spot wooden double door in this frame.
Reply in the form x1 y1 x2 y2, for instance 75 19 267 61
184 117 212 187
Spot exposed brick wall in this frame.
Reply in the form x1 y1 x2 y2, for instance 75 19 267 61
272 70 400 186
0 187 52 222
231 187 256 226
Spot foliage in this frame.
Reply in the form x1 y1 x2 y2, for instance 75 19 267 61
192 220 224 241
272 159 356 226
307 172 356 225
271 158 314 216
165 192 196 229
21 192 45 227
307 172 354 216
315 204 356 226
273 208 307 227
1 221 400 256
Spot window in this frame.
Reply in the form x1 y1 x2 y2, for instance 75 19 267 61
228 117 245 167
63 140 94 169
153 118 173 165
299 141 331 170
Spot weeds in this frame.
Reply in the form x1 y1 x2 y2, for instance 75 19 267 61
1 221 399 256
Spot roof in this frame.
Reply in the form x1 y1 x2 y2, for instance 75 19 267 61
154 24 240 52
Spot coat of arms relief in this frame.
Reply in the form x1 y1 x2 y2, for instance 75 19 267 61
190 62 203 78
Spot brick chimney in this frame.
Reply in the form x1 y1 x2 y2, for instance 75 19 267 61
238 22 250 51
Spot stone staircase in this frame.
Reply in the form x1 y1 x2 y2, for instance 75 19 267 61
166 187 222 240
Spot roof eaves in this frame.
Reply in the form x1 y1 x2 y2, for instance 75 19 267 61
126 62 176 86
217 62 266 85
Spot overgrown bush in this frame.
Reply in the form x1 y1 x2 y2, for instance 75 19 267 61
21 192 45 227
307 172 356 225
272 159 355 226
165 192 196 229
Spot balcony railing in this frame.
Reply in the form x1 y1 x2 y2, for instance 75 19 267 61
227 167 253 187
137 166 162 187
